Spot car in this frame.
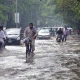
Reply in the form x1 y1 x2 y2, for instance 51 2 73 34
42 27 57 36
6 28 22 45
38 29 51 39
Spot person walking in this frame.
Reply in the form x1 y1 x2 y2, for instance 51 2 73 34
0 26 7 47
0 26 6 49
63 27 68 42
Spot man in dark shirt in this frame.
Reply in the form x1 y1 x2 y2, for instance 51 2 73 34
57 28 63 35
56 28 63 42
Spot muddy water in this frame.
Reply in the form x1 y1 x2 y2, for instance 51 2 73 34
0 35 80 80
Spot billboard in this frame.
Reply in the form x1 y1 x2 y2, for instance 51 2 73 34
15 13 19 23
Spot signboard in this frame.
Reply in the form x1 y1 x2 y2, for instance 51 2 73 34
15 13 19 23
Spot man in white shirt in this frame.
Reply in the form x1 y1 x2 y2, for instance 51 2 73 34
24 23 37 53
0 26 8 47
63 27 68 42
0 26 6 48
1 26 7 38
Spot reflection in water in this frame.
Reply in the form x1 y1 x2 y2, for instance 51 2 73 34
25 54 34 64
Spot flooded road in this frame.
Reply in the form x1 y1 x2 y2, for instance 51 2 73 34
0 35 80 80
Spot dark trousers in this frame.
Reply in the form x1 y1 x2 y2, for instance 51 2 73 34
0 42 2 49
26 42 32 58
63 35 67 41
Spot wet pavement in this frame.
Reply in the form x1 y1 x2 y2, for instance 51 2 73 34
0 35 80 80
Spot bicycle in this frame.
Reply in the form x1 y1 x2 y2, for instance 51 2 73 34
25 38 33 60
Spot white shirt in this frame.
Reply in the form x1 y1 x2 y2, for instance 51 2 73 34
3 30 8 38
0 30 6 43
63 29 68 35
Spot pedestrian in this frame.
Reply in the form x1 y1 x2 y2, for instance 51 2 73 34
24 23 37 54
69 29 72 35
63 27 68 42
0 26 6 49
0 26 7 47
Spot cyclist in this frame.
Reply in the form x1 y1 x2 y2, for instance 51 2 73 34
24 23 37 54
56 28 63 42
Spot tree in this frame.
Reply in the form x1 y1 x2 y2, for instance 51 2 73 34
0 0 15 28
56 0 80 27
0 0 80 30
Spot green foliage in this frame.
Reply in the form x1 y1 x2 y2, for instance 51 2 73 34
0 0 80 29
55 0 80 28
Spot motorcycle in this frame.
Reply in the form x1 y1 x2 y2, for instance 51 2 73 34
56 35 63 42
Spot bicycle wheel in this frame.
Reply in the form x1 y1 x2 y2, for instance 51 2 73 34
26 43 29 58
0 42 2 49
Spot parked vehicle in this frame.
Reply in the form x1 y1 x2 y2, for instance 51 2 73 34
38 29 51 39
6 28 21 45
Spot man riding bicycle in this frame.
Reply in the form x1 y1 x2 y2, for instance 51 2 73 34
24 23 37 54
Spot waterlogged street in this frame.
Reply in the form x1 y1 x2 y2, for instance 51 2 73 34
0 35 80 80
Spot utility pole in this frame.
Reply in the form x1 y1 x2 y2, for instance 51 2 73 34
15 0 19 28
16 0 17 15
16 0 18 28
